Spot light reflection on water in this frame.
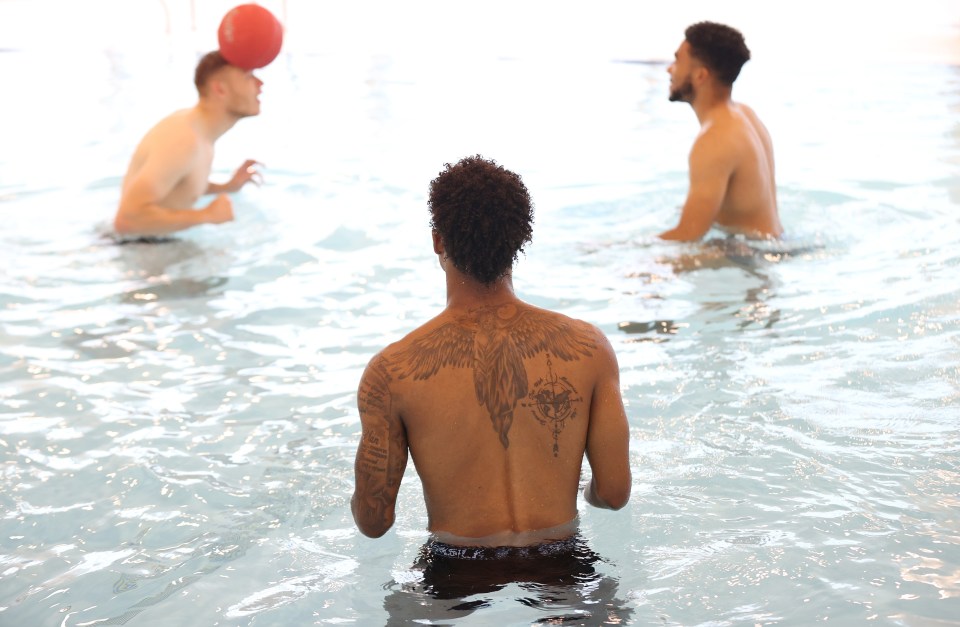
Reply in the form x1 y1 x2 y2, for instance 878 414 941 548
2 8 960 627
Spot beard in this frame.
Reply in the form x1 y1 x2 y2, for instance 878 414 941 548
669 78 694 103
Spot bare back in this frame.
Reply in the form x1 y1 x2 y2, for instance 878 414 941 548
121 109 214 211
660 100 783 241
353 300 630 545
711 103 781 237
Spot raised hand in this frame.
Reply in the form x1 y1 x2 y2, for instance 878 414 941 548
224 159 264 193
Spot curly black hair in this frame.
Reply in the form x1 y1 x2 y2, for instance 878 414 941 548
685 22 751 86
428 155 534 286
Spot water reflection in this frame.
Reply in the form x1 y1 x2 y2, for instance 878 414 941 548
119 276 228 304
109 236 231 302
618 235 823 339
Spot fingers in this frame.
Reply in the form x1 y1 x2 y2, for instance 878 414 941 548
239 159 265 186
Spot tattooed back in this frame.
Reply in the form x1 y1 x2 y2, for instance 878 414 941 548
353 300 630 544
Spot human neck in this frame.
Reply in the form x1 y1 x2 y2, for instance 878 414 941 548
691 85 733 125
194 101 238 142
444 267 519 311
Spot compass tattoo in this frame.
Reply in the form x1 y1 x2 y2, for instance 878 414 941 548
521 354 584 456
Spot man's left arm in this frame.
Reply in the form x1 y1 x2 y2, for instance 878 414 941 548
206 159 262 195
658 133 733 241
352 355 408 538
583 331 631 510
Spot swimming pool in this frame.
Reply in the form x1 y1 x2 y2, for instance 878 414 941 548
2 2 959 625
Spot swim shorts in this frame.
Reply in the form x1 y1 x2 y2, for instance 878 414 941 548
415 535 601 599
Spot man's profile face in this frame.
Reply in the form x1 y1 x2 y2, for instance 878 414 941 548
220 66 263 119
667 40 696 103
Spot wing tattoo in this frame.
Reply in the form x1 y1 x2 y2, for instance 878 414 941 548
391 322 475 381
474 331 528 448
509 309 597 361
385 305 596 451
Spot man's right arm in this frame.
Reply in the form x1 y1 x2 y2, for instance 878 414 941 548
114 189 234 236
352 355 409 538
113 137 233 236
583 331 631 510
658 130 734 241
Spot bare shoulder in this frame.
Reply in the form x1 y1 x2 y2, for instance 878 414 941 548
375 312 475 383
142 110 202 152
377 304 614 375
363 313 447 369
143 108 189 135
735 102 758 118
520 304 615 359
572 316 618 361
732 102 772 136
123 112 205 192
538 307 605 339
695 104 769 164
385 311 463 356
692 116 739 160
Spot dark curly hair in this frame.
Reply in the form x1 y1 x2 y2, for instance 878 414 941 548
685 22 751 86
194 50 230 94
428 155 534 286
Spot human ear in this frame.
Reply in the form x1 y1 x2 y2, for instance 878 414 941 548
693 65 709 86
211 76 229 97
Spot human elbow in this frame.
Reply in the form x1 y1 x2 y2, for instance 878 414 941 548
351 497 394 538
602 484 631 511
588 476 631 511
356 521 390 538
113 211 136 235
113 202 150 235
659 224 708 242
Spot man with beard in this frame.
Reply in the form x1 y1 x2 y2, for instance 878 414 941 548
113 51 263 237
659 22 783 241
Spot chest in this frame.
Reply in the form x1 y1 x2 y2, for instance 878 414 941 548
172 146 215 205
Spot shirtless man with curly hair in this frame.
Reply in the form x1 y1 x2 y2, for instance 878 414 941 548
351 156 631 562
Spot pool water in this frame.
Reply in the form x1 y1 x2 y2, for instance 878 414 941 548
2 3 959 625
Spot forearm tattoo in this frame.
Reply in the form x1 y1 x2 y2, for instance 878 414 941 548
355 357 404 524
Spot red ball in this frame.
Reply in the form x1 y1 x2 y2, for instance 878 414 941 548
217 4 283 70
